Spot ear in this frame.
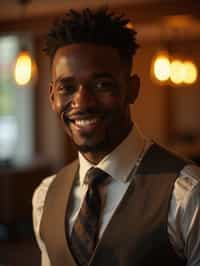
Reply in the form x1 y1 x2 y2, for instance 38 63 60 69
127 74 140 104
48 82 56 112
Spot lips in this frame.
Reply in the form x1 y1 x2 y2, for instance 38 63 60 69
74 118 99 127
64 113 102 134
72 117 101 134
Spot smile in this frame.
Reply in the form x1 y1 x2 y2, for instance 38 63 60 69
74 118 98 127
74 118 99 127
70 117 101 133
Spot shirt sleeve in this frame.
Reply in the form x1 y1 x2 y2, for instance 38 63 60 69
168 164 200 265
32 175 56 266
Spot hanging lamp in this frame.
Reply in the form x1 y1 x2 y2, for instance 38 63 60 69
14 0 37 86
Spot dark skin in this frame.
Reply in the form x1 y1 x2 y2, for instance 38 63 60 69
49 43 140 164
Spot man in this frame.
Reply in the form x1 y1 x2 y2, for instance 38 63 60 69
33 8 200 266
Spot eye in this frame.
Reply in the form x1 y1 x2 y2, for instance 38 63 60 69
57 82 77 95
94 79 116 92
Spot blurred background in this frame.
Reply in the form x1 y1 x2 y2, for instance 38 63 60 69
0 0 200 265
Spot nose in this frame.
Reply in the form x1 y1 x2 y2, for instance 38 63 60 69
71 85 96 109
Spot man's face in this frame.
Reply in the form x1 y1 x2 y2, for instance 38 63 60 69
49 44 139 157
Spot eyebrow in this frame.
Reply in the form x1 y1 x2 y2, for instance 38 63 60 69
54 76 74 85
90 72 115 80
54 72 115 85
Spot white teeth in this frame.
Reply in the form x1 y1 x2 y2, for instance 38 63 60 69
75 118 98 126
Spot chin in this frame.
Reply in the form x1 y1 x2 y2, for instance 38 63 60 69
74 138 109 153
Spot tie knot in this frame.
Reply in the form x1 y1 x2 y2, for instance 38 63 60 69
85 167 109 186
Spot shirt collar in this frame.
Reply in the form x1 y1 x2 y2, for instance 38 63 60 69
78 124 146 186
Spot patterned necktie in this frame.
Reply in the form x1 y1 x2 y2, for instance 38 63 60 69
70 167 109 266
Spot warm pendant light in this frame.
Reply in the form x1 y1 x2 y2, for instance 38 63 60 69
14 0 37 86
14 49 32 86
153 53 171 82
182 61 198 85
151 51 198 86
151 51 171 83
170 60 184 85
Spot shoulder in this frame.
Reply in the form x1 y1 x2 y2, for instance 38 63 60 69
33 159 78 202
32 175 56 212
138 142 189 175
174 163 200 207
32 159 79 211
32 174 56 243
169 164 200 260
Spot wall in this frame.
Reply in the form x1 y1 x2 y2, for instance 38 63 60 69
132 41 167 144
132 38 200 158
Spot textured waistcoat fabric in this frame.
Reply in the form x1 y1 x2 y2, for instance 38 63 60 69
40 144 189 266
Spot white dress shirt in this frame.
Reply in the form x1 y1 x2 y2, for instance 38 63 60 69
32 126 200 266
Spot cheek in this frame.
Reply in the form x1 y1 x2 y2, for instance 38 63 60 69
53 94 72 114
98 94 121 109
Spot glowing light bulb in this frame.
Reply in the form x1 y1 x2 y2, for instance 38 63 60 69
183 61 198 84
170 60 184 84
14 51 32 86
153 55 170 82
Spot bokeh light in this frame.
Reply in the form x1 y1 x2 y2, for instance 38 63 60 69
182 61 198 84
14 51 32 86
170 60 184 84
153 55 171 82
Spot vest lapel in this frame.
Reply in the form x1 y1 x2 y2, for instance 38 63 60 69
88 172 136 266
88 143 187 266
40 160 78 266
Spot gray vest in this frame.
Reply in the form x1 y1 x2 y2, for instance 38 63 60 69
40 143 189 266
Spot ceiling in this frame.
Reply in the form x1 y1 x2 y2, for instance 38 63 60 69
1 0 199 22
1 0 200 41
1 0 159 21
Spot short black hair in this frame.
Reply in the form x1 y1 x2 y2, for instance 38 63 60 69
44 7 139 66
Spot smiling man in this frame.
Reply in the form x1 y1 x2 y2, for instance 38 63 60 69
50 43 138 163
33 8 200 266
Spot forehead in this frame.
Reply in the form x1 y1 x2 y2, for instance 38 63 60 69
52 44 123 80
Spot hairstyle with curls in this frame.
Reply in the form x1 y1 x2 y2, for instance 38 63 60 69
44 7 139 66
